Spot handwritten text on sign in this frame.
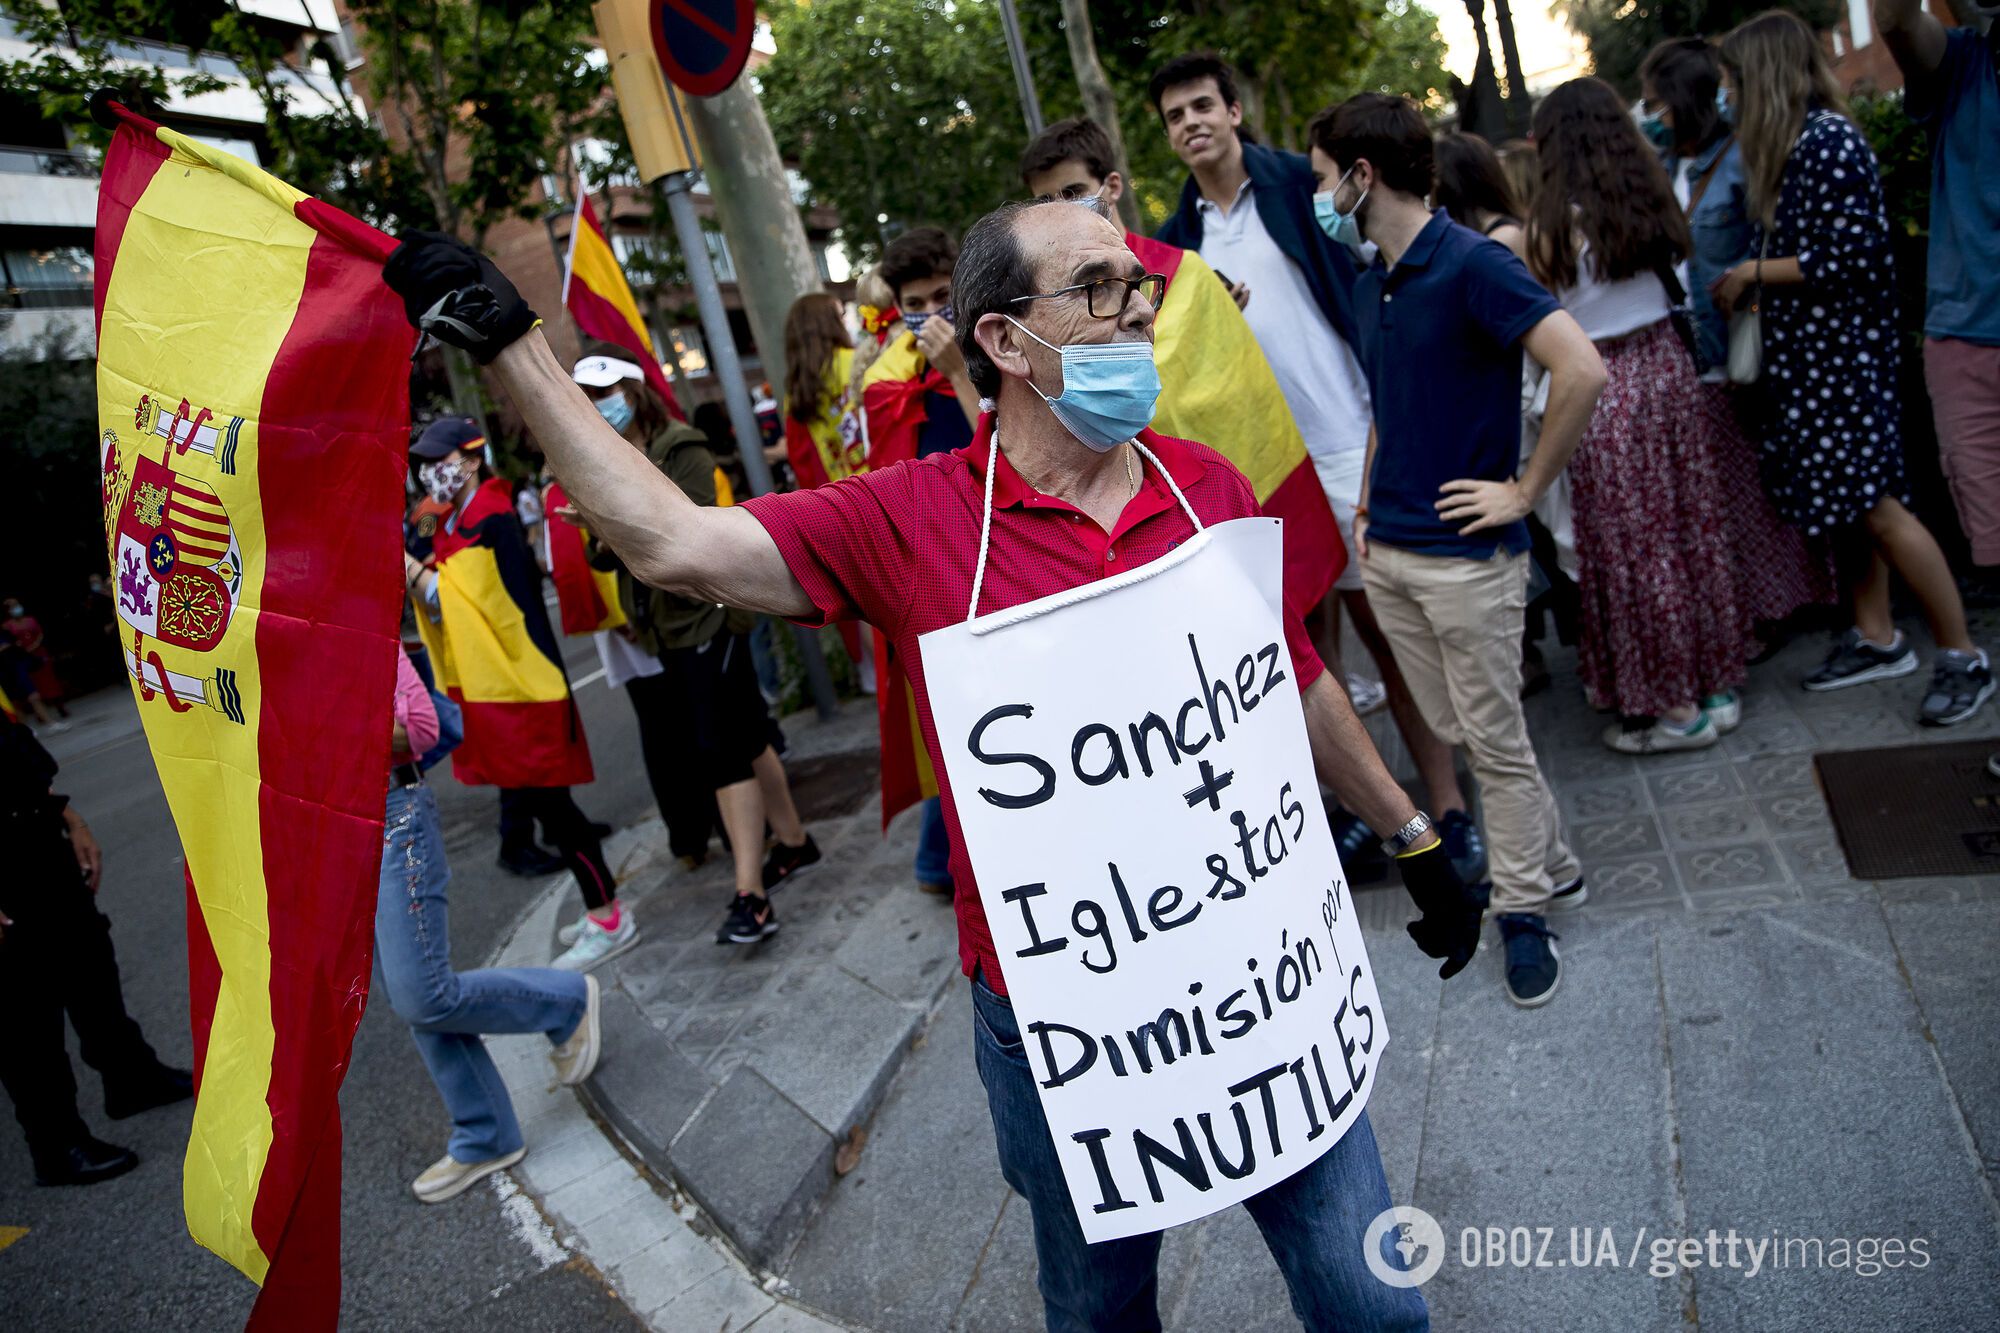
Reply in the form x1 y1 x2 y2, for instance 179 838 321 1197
919 518 1384 1242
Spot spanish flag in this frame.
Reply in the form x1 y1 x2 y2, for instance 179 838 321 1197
1127 231 1343 613
783 344 865 490
544 479 626 635
415 477 594 789
92 104 411 1325
860 329 957 472
563 189 680 417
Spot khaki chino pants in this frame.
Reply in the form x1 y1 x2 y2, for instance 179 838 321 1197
1361 540 1578 915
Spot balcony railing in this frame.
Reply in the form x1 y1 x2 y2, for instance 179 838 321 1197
0 147 100 178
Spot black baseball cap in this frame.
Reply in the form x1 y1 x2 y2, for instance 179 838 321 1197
410 417 486 461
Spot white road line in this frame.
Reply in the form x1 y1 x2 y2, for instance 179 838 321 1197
569 666 607 690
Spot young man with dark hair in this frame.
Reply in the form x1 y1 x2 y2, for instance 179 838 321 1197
1309 92 1609 1007
863 226 981 893
1146 58 1485 888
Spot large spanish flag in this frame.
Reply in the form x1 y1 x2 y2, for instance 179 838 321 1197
783 344 864 490
1128 231 1343 613
861 329 959 472
563 189 680 417
415 477 594 788
92 104 410 1325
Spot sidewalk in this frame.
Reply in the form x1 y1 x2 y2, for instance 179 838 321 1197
496 623 2000 1331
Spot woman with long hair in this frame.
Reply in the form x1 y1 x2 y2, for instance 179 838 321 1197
1639 36 1836 644
1434 132 1527 261
782 292 864 489
1528 77 1759 752
1715 11 1988 725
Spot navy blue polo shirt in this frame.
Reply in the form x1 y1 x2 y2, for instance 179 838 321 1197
1357 210 1559 559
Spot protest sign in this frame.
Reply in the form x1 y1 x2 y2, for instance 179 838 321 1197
920 516 1384 1243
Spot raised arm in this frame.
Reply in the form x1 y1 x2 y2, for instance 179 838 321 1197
383 232 813 619
1875 0 1948 81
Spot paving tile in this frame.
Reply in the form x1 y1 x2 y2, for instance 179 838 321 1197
830 887 960 1006
648 1260 777 1327
1673 843 1787 894
1753 790 1832 837
517 1119 619 1195
1579 855 1685 912
1718 712 1816 759
742 964 920 1136
585 987 715 1166
1737 752 1818 793
671 1066 835 1269
603 1228 730 1316
539 1155 654 1228
1660 799 1767 850
1562 775 1649 822
1571 814 1664 860
1874 874 2000 905
1773 831 1851 886
1880 900 2000 1192
1644 763 1745 808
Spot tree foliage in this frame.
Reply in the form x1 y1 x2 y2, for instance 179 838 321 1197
1558 0 1841 96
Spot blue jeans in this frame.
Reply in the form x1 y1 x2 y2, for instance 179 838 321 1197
971 977 1429 1332
916 796 953 887
377 784 588 1163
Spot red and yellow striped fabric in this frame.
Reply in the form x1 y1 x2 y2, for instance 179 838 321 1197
92 105 410 1327
544 480 626 636
1127 231 1344 614
563 191 680 417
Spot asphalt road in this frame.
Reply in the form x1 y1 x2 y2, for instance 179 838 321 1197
0 624 657 1331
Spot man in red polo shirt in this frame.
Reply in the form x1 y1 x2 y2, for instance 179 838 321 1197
385 204 1478 1329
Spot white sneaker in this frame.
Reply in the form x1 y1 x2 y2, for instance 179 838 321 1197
557 911 589 947
1346 673 1388 716
552 909 639 972
1603 715 1719 754
550 974 602 1085
1702 691 1742 734
411 1145 525 1204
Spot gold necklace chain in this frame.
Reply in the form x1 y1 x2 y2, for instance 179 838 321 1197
1123 442 1137 497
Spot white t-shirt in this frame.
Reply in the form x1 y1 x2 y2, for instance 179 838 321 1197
1559 240 1671 343
1195 180 1372 504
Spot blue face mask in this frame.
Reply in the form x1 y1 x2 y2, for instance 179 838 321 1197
1004 316 1160 452
594 389 634 434
1715 87 1735 126
1638 111 1675 152
902 302 955 339
1313 168 1368 249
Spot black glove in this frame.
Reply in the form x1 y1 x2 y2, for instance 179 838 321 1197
1398 840 1483 980
382 230 539 363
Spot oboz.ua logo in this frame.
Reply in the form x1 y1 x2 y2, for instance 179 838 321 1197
1365 1205 1446 1288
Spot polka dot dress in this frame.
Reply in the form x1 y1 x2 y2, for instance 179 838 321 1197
1754 110 1910 535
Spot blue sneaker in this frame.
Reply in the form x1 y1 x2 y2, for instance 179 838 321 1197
1496 913 1561 1008
1437 809 1488 885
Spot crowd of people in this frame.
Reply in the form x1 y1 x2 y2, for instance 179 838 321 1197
8 6 1995 1329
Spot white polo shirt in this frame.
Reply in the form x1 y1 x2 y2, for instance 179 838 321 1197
1195 179 1373 501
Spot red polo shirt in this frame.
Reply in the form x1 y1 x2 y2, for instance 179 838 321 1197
742 417 1325 995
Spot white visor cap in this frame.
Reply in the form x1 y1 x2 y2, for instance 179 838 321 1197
572 354 646 388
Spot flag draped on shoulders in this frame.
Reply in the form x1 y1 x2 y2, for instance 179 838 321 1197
543 480 625 636
563 190 680 417
415 477 593 789
783 345 866 490
861 330 957 471
92 103 410 1329
1127 231 1344 613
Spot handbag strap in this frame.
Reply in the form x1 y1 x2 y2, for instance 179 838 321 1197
1682 134 1734 217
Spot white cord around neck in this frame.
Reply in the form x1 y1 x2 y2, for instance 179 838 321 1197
966 432 1206 623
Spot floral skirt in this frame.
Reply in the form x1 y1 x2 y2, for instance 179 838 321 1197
1699 380 1838 626
1569 322 1758 716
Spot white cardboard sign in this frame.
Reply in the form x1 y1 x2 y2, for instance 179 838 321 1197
919 517 1384 1242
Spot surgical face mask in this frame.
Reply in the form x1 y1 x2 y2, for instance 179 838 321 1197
594 388 635 434
1715 87 1735 126
1639 111 1674 152
1313 168 1369 250
419 454 475 505
1003 316 1160 452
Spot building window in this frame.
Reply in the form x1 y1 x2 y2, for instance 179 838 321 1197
1847 0 1873 48
670 325 709 377
3 245 94 308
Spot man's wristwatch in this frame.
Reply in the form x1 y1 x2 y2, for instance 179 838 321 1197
1382 811 1435 858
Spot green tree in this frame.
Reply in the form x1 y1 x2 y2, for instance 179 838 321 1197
1558 0 1840 96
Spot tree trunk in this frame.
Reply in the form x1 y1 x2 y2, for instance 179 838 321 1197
1458 0 1508 140
680 79 823 400
1057 0 1142 233
1492 0 1531 136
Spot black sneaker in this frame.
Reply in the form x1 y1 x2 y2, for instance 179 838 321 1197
33 1136 139 1187
1918 650 1995 727
1437 810 1489 885
1329 808 1388 881
498 844 565 877
1802 629 1917 692
762 834 823 893
1496 913 1561 1008
717 893 779 944
1547 874 1588 912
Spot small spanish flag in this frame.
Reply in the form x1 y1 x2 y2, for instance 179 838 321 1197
93 103 411 1326
544 479 626 636
1127 231 1344 612
562 188 681 417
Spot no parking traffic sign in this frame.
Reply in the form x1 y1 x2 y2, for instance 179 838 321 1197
650 0 755 97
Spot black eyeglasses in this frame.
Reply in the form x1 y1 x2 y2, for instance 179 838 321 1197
1009 273 1167 319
